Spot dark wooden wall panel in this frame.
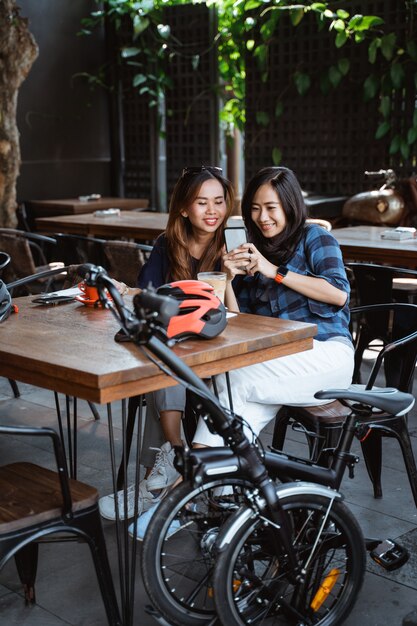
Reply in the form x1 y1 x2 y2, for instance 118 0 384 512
16 0 111 202
119 4 219 209
164 4 219 199
118 19 156 205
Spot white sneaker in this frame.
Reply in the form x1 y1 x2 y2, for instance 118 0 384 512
99 480 164 521
146 442 180 491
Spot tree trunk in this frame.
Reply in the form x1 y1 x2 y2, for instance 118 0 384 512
0 1 38 228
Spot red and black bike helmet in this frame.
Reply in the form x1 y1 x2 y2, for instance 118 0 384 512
156 280 227 341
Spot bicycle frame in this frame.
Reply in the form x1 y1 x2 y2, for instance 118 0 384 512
83 264 304 574
81 263 413 582
180 409 359 493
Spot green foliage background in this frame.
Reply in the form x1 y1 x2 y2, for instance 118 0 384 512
81 0 417 163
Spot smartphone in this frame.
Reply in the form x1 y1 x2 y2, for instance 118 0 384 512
224 226 248 252
32 295 76 305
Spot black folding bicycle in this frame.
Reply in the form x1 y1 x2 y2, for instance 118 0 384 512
82 264 413 626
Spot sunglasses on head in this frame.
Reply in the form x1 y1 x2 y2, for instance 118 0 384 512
181 165 223 177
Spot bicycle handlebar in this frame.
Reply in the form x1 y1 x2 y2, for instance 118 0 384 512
78 263 143 338
78 263 275 479
135 288 179 327
78 264 251 441
77 264 335 571
78 263 180 336
364 168 397 187
364 169 395 177
7 265 70 290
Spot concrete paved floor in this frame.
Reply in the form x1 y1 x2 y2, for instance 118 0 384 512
1 354 417 626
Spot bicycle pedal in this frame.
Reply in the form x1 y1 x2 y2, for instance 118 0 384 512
369 538 409 571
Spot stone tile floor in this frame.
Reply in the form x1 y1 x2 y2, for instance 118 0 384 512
1 354 417 625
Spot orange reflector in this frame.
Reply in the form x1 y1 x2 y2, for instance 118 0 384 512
310 568 340 612
208 580 241 599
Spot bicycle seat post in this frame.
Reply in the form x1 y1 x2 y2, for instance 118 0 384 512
328 410 361 489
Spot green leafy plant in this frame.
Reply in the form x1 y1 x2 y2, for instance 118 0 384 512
81 0 417 162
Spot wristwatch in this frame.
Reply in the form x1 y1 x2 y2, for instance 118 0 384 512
274 265 288 284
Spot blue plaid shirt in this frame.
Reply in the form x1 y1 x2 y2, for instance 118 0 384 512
234 224 352 343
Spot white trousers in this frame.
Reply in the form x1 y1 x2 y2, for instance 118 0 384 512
193 340 354 447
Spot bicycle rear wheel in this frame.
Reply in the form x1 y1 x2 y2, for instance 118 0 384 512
141 478 251 626
214 494 366 626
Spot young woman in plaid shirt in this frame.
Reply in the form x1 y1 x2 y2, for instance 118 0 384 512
193 166 354 446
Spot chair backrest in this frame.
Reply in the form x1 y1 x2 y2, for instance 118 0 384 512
103 240 152 285
0 230 62 295
351 303 417 393
0 233 37 281
346 262 417 339
0 424 73 517
53 233 107 267
347 262 417 300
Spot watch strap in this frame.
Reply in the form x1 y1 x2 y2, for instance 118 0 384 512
274 265 288 284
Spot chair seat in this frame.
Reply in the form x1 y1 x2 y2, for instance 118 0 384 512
290 400 350 425
0 462 98 533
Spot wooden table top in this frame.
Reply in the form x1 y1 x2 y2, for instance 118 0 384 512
0 298 316 404
333 225 417 268
27 197 149 217
36 210 168 240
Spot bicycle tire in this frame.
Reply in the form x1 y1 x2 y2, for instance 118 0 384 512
214 494 366 626
141 478 251 626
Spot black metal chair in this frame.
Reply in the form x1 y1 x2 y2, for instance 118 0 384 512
3 266 101 463
346 262 417 381
0 423 121 624
272 303 417 506
52 233 108 268
0 229 63 295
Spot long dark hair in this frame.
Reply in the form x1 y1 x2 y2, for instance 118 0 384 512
166 167 234 280
241 166 307 265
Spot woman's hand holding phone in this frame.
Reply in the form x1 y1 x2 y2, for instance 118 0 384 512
226 243 278 278
222 243 252 279
223 226 277 279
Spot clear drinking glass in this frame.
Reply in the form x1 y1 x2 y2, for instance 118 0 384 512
197 271 227 303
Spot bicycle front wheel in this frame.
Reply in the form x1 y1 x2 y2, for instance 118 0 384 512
141 478 251 626
214 493 366 626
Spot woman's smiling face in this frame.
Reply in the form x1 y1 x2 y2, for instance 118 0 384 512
181 179 227 235
251 183 286 238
